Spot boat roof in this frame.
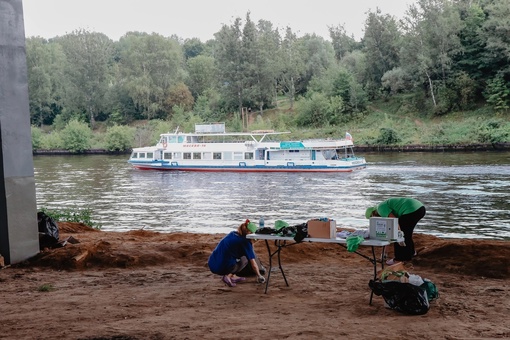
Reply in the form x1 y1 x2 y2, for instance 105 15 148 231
160 130 290 137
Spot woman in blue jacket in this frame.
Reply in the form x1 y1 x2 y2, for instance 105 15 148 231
208 220 265 287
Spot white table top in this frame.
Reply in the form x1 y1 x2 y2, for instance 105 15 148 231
247 234 395 247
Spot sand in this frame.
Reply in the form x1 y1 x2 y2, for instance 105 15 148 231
1 222 509 340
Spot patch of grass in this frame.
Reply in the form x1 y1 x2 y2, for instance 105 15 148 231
39 207 101 229
37 283 55 292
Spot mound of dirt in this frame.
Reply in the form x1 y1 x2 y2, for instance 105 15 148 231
19 223 510 279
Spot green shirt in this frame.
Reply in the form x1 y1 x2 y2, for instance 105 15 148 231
376 197 423 218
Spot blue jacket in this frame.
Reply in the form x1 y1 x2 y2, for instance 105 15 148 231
208 231 256 275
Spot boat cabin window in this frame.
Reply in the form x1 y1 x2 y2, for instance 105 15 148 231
165 136 185 143
131 152 138 159
203 152 212 160
173 152 182 159
193 152 201 159
233 152 243 160
146 152 153 159
223 152 232 160
139 152 146 158
163 152 172 160
213 152 222 160
187 136 199 143
183 152 192 159
244 152 254 160
322 150 336 160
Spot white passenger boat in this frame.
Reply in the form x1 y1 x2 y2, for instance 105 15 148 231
128 123 366 172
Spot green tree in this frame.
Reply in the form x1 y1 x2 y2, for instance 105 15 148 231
455 3 488 87
400 0 463 111
482 0 510 78
277 27 305 109
186 55 216 98
182 37 205 60
484 73 510 112
329 24 359 61
214 18 244 115
250 18 280 113
165 82 195 114
57 29 115 128
117 32 184 119
295 34 336 96
362 8 402 98
26 37 66 126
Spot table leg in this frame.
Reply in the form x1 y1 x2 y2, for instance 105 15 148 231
277 240 289 287
369 246 377 305
262 239 289 293
264 240 271 293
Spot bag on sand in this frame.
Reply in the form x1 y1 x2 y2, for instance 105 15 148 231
37 212 60 249
369 280 430 315
420 278 439 301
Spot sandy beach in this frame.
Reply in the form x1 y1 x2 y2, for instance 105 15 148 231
1 222 509 340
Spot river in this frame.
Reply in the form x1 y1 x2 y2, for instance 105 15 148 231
33 151 510 240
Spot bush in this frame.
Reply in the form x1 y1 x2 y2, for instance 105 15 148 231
105 125 135 152
60 120 92 153
296 92 337 127
40 131 64 149
477 119 510 144
31 126 43 150
375 127 402 145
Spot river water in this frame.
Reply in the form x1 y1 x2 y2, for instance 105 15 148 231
33 151 510 240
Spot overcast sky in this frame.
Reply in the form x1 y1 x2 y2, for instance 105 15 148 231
22 0 416 42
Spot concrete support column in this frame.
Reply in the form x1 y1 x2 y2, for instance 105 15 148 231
0 0 39 265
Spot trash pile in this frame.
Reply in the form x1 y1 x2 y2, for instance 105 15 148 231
369 262 439 315
37 212 79 250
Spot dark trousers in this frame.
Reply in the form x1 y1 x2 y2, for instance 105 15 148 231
394 206 426 261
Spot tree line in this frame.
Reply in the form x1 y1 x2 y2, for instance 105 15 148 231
27 0 509 151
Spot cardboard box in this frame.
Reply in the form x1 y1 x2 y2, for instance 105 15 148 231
307 219 336 239
369 217 399 240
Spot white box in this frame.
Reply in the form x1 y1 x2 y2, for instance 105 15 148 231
369 217 399 240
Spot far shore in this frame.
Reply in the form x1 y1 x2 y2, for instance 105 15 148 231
32 142 510 156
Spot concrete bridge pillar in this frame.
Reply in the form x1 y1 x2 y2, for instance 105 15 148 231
0 0 39 265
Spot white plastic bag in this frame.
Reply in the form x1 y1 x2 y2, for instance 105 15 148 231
408 274 424 286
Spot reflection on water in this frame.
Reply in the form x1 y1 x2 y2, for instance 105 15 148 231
34 152 510 240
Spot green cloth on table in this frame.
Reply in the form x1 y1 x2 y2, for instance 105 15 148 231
346 235 364 252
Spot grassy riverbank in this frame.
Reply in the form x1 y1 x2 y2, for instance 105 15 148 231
32 97 510 153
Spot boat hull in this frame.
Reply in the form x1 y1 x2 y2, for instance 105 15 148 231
130 162 366 172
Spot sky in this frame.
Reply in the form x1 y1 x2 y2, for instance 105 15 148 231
22 0 417 42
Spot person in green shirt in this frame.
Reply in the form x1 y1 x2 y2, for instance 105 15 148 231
365 197 426 265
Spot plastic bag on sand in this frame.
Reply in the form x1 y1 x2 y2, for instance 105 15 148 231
369 280 430 315
408 274 425 286
37 212 60 249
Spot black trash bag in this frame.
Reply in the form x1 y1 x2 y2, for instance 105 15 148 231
37 212 60 249
369 280 430 315
255 227 277 235
293 223 308 243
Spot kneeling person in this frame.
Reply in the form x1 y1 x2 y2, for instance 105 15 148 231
208 220 265 287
